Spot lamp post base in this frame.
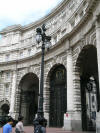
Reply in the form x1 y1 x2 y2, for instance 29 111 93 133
33 116 47 133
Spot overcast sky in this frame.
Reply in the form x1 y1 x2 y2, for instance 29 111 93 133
0 0 62 31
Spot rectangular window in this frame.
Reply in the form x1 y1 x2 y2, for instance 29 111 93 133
6 72 10 79
80 11 84 18
5 84 9 95
28 49 31 55
54 36 57 43
0 71 3 78
61 29 66 35
5 54 10 61
62 13 66 20
70 20 75 28
20 51 23 58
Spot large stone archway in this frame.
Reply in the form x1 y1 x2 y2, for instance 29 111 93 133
1 104 9 115
46 64 67 127
75 45 99 131
0 100 10 116
18 72 39 125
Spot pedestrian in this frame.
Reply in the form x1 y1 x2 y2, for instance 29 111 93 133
3 117 14 133
15 115 25 133
33 117 46 133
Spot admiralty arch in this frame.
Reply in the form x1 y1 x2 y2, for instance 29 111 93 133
0 0 100 131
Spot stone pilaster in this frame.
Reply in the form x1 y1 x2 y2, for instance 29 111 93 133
67 48 74 111
9 70 17 119
64 47 74 130
96 15 100 133
43 80 50 126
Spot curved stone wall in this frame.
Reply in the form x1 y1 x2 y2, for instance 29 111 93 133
0 0 90 63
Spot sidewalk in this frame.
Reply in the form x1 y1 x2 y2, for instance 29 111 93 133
0 126 95 133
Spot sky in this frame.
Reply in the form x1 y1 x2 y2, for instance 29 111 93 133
0 0 62 31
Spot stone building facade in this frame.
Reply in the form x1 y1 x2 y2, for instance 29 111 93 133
0 0 100 131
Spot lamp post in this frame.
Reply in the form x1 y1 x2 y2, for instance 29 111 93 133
33 24 51 131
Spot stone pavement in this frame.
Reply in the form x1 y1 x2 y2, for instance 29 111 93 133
0 126 95 133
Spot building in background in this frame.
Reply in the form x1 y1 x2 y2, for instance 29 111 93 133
0 0 100 131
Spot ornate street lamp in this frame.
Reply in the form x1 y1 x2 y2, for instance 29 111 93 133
33 24 51 131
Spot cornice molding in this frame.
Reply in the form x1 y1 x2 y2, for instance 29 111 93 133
0 0 98 65
0 25 22 34
0 0 96 35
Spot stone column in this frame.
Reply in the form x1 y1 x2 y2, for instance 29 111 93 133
64 48 74 130
9 70 17 119
95 15 100 133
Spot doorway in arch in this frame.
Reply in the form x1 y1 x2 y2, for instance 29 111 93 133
18 73 39 125
76 45 99 131
49 65 67 127
1 104 9 116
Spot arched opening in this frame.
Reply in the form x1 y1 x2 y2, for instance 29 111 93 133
1 104 9 116
18 73 39 125
76 45 99 131
49 64 67 127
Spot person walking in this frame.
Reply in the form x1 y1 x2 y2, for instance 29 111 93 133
33 117 46 133
15 116 25 133
3 117 14 133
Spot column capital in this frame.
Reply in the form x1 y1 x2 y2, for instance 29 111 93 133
65 39 70 49
11 69 17 72
95 14 100 28
12 70 17 78
67 48 72 55
96 14 100 22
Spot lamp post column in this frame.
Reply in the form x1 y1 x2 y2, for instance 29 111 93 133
38 43 45 118
33 24 51 133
